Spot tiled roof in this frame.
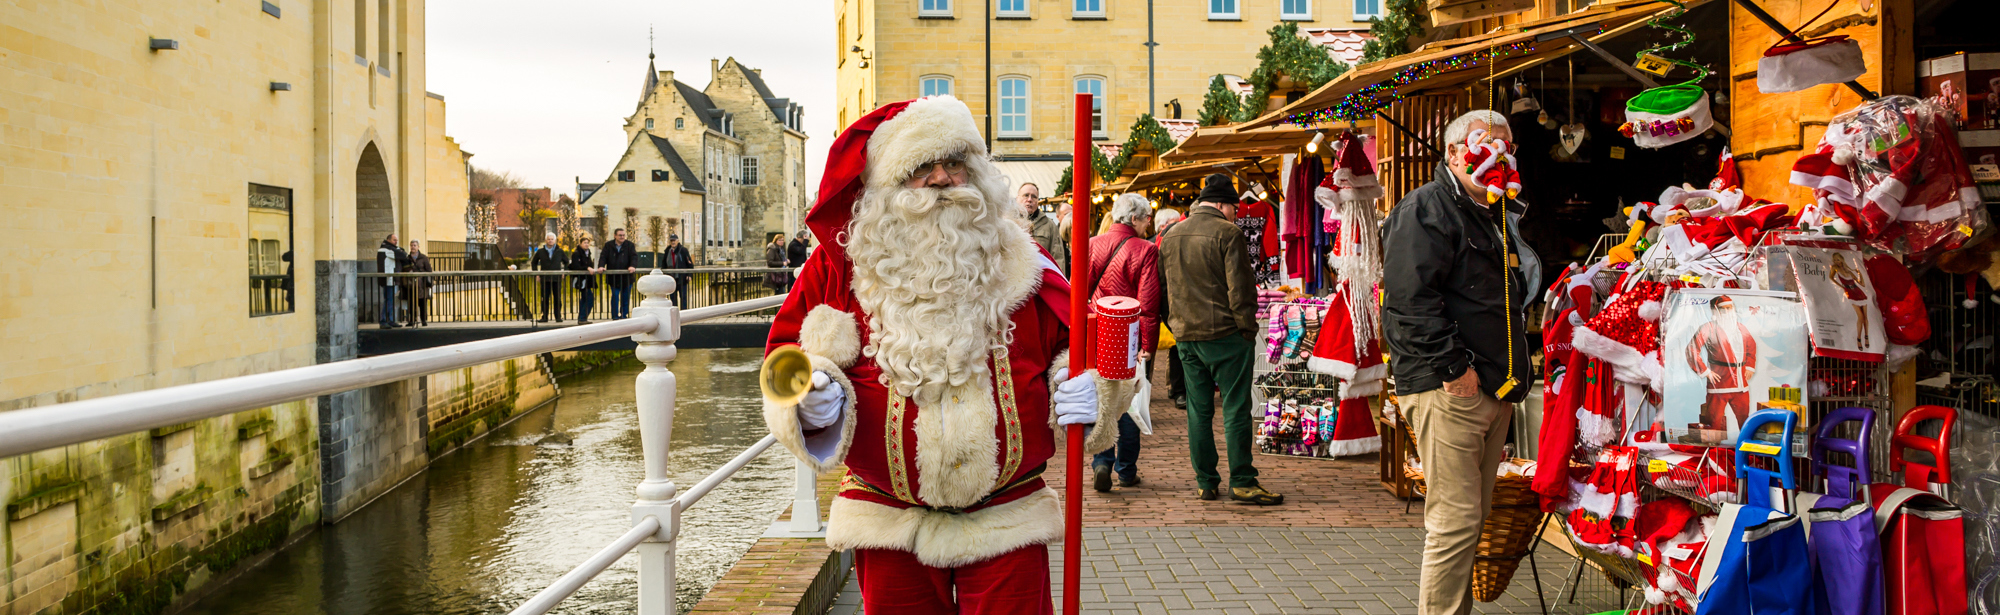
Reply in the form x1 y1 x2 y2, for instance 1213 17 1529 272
674 81 726 132
1303 28 1374 66
648 134 705 194
735 63 793 121
1157 119 1201 144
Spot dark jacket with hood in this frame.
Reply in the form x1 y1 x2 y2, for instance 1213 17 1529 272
1380 160 1542 402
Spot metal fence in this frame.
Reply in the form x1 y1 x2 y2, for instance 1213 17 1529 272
420 241 503 272
0 277 803 615
357 268 793 325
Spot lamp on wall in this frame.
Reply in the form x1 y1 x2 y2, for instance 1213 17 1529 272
270 82 292 92
149 38 179 51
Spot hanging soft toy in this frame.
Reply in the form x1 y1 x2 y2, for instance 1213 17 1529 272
1463 128 1523 203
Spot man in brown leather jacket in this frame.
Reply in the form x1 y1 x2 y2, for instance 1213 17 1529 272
1158 173 1281 505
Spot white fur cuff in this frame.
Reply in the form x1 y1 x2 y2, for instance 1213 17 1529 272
764 351 859 474
1085 376 1139 454
800 305 861 367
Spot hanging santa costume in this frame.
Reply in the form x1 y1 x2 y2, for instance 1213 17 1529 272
1303 133 1384 457
759 95 1133 615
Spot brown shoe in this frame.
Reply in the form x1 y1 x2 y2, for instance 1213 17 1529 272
1197 488 1219 501
1231 485 1285 505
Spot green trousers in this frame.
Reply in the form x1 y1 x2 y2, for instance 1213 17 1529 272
1178 334 1259 490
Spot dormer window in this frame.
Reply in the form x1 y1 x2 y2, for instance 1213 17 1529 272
675 117 685 130
645 118 654 130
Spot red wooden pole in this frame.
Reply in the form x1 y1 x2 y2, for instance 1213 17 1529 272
1064 92 1092 615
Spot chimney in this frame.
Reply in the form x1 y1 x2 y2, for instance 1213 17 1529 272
711 58 719 76
753 68 762 76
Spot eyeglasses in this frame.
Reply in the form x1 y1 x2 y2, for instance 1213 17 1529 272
908 158 968 180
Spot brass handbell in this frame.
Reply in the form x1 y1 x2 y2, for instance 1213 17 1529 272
760 346 825 406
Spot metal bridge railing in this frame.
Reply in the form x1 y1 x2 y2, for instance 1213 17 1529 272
0 272 803 615
357 268 793 325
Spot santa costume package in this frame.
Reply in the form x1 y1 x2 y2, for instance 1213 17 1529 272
1789 95 1986 259
759 95 1134 614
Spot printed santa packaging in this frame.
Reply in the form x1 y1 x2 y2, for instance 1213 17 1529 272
1659 289 1810 445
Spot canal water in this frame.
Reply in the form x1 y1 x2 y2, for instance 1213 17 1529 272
183 349 793 615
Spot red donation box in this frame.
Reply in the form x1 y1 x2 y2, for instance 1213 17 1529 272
1092 296 1141 380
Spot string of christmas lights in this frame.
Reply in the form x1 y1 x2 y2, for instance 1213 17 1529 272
1282 40 1550 126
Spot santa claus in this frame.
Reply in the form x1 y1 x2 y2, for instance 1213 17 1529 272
761 95 1133 614
1684 295 1757 432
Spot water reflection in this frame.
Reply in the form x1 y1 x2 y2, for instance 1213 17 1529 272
183 348 790 615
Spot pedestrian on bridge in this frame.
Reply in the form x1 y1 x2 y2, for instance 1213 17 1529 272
404 240 433 327
600 228 638 319
1380 109 1539 615
530 232 567 323
764 232 790 292
761 95 1133 615
787 229 810 268
660 234 693 308
568 234 603 325
1089 193 1162 493
376 233 409 329
1159 174 1282 506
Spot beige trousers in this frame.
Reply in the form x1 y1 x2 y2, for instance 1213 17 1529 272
1406 387 1513 615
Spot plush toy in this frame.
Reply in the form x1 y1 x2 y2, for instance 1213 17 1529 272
1464 128 1523 203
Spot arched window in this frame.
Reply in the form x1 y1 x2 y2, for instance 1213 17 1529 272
1075 76 1106 137
921 75 954 98
998 77 1031 138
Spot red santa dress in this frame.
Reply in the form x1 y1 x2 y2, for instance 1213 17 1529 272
760 96 1131 615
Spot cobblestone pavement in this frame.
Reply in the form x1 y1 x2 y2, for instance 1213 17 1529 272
828 367 1642 614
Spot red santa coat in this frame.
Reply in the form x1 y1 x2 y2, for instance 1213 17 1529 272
1685 320 1757 393
760 94 1129 569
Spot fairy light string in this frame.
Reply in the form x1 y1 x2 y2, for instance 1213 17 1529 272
1283 41 1549 126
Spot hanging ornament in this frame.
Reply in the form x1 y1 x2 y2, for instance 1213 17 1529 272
1622 0 1713 148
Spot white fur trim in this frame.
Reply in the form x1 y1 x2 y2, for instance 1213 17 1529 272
1307 356 1357 379
1576 409 1620 448
1637 300 1662 322
1085 375 1137 454
1341 379 1385 400
1886 344 1919 371
825 486 1064 568
913 379 1003 509
864 96 987 190
1570 325 1654 387
800 305 862 368
764 352 859 474
1323 435 1381 457
1868 177 1909 213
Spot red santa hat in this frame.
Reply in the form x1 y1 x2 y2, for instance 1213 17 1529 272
1320 133 1383 207
1709 147 1740 191
806 96 1075 323
1570 278 1667 390
1866 254 1930 368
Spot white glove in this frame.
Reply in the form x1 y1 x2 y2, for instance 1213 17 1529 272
1052 368 1099 427
797 371 844 429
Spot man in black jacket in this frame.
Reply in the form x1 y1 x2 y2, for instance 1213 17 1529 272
786 230 810 268
1381 110 1541 615
600 228 638 319
659 233 693 308
529 232 567 322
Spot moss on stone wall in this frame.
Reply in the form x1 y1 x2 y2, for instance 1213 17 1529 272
548 350 633 378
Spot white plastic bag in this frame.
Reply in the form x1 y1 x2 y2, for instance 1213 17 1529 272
1127 360 1153 435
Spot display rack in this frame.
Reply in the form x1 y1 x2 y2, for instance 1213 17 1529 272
1253 366 1348 460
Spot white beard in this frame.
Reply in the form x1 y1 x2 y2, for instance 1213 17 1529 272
847 183 1024 401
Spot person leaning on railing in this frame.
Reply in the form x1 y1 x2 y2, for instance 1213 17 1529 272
601 228 639 319
529 233 568 323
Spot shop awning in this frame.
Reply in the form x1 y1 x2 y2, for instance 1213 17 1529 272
1238 0 1704 131
1100 157 1280 195
1157 121 1376 165
993 159 1068 197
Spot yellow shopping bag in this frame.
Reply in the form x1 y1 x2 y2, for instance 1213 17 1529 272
1158 324 1176 350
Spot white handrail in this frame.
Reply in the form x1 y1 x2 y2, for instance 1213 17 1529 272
507 516 663 615
676 434 778 512
0 285 782 459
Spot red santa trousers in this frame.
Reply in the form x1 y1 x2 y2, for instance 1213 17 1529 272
854 544 1054 615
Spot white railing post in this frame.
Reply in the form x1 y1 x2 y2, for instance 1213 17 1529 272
630 271 682 615
788 458 821 532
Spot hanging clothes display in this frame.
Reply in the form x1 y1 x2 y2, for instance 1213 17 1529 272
1235 196 1282 287
1283 153 1326 289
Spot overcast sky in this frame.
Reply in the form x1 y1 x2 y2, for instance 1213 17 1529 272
427 0 836 199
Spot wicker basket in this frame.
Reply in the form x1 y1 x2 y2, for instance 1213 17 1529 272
1405 460 1545 601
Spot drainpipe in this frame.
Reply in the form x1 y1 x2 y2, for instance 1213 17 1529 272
985 0 993 152
1146 0 1157 114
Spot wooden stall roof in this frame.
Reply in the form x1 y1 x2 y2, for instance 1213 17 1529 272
1157 120 1376 165
1100 157 1279 194
1239 0 1702 131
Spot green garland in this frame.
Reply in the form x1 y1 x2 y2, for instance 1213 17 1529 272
1360 0 1426 64
1109 114 1179 177
1197 75 1245 126
1054 145 1116 197
1236 23 1352 123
